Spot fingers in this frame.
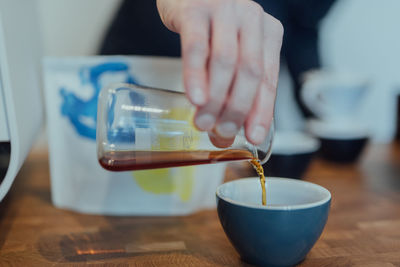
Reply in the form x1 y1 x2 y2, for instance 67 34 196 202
245 82 276 145
245 14 283 145
160 0 283 147
208 131 235 148
213 1 264 140
194 4 238 131
180 7 210 106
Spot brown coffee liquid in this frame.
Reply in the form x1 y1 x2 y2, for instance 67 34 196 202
251 159 266 206
99 150 254 171
99 149 267 205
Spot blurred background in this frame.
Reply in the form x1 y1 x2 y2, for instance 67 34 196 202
2 1 400 262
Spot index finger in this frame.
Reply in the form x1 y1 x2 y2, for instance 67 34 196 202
245 14 283 145
180 11 210 107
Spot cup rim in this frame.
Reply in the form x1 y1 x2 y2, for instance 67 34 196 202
216 177 331 211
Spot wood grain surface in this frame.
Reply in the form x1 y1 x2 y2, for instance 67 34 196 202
0 143 400 266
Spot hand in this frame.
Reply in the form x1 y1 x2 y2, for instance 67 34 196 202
157 0 283 146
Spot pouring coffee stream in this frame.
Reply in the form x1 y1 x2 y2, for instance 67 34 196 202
96 83 274 205
250 159 267 205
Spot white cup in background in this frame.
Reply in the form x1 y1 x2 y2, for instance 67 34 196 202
301 70 369 121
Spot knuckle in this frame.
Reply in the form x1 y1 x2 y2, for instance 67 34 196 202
273 19 284 37
180 1 209 22
241 59 263 79
212 49 236 69
263 78 277 93
215 0 230 9
186 40 208 57
181 0 207 12
241 1 263 20
265 15 284 38
249 1 264 16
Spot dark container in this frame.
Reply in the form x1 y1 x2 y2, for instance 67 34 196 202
318 137 368 163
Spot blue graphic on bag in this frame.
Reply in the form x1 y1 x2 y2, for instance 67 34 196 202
60 61 144 141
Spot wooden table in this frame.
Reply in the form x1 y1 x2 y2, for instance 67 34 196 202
1 143 400 266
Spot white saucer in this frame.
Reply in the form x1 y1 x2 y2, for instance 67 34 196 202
307 119 370 140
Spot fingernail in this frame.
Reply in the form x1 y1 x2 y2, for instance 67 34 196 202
195 114 215 131
190 87 206 106
250 125 266 144
216 122 238 138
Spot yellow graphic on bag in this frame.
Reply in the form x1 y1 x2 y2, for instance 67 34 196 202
133 107 199 202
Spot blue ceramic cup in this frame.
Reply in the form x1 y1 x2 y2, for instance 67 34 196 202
216 177 331 267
